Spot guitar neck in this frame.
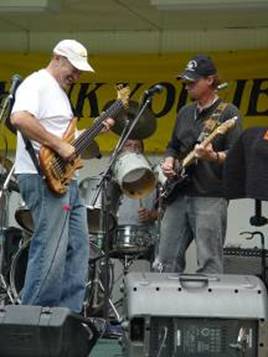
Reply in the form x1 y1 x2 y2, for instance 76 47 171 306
72 99 124 156
181 117 237 169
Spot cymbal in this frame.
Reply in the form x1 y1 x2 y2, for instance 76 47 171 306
80 140 101 160
110 100 157 140
0 155 13 171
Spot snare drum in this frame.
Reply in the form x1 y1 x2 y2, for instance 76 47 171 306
113 225 154 255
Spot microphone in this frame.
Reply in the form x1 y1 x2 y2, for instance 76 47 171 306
144 84 164 98
217 82 228 91
9 74 23 99
0 74 23 123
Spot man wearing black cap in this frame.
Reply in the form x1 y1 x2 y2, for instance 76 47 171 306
154 55 242 274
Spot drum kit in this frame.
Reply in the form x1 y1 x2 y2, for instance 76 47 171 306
0 100 166 320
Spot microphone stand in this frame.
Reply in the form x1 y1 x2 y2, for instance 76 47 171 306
0 164 16 304
250 199 268 227
90 96 154 323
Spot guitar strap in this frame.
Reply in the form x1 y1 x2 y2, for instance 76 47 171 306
21 134 43 176
201 100 228 135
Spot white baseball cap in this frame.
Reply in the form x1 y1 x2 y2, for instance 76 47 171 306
53 39 94 72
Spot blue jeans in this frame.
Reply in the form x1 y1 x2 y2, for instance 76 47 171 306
17 174 89 313
155 196 227 274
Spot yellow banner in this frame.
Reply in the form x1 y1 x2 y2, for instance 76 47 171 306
0 49 268 154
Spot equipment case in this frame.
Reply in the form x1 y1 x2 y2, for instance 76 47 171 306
122 272 268 357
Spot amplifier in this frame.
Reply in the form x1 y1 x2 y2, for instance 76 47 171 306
224 247 268 285
122 272 268 357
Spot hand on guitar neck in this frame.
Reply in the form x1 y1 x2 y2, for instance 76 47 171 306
194 142 219 162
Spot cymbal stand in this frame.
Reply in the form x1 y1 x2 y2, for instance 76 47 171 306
0 163 16 304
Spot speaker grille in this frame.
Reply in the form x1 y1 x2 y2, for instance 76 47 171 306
149 317 258 357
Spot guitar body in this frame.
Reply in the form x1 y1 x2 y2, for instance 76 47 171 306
39 84 130 195
161 116 238 203
161 171 190 204
39 118 84 195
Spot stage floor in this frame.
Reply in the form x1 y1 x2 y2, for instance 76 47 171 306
90 337 122 356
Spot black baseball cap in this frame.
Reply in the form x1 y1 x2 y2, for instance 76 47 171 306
177 54 217 82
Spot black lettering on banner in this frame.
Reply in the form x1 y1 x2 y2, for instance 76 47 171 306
71 82 106 119
176 83 188 112
148 82 176 117
233 79 247 109
246 78 268 116
128 82 143 100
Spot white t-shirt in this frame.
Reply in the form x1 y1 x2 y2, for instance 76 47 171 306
12 69 73 174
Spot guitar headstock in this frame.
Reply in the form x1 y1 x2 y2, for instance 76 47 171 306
116 83 130 109
215 116 238 135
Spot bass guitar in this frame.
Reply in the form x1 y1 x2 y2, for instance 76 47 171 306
39 84 130 194
161 116 238 203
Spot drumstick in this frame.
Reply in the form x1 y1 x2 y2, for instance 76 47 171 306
139 199 143 208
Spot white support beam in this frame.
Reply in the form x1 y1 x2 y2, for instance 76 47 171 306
151 0 268 11
0 0 62 12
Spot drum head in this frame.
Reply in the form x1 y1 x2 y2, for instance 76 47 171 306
113 152 156 200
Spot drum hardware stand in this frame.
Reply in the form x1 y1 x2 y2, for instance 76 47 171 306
83 253 121 323
0 164 16 304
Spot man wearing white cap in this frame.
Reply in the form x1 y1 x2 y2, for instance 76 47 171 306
11 39 113 313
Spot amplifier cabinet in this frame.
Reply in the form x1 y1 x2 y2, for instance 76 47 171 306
122 272 268 357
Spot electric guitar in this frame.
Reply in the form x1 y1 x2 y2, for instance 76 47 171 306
161 116 238 203
39 84 130 194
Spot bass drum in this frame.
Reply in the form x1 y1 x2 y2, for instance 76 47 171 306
9 238 113 316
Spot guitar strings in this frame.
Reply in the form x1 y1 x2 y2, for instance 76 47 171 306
51 100 123 175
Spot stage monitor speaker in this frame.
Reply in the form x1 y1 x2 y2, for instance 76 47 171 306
122 272 268 357
0 305 99 357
